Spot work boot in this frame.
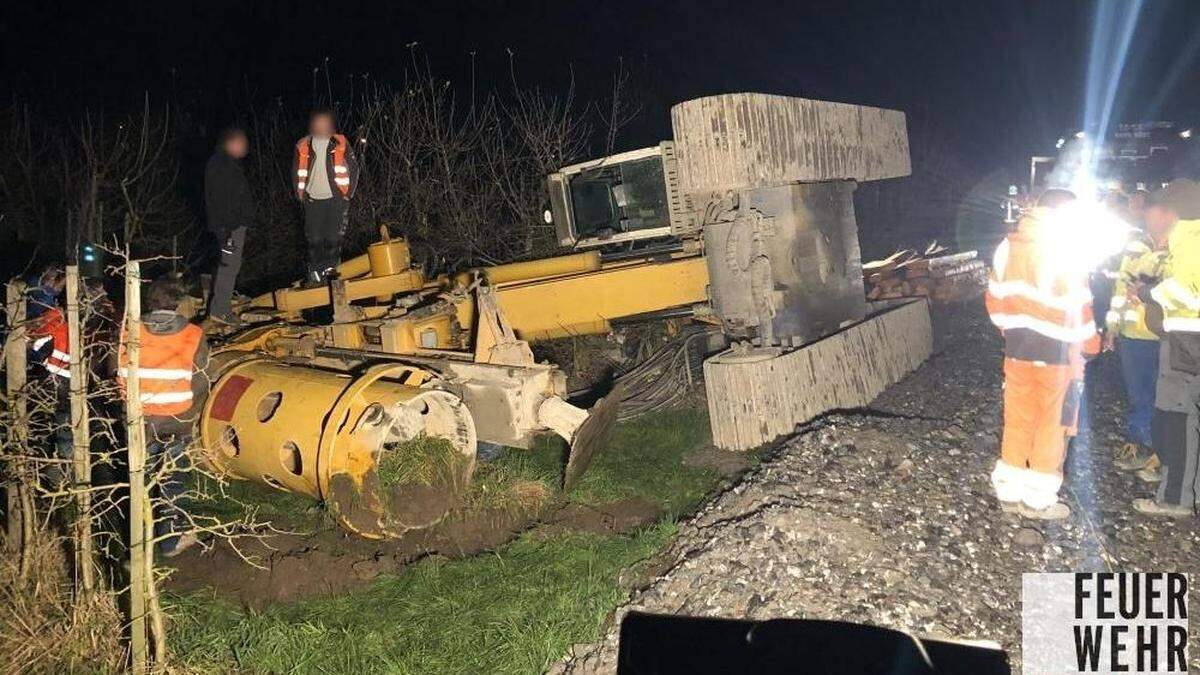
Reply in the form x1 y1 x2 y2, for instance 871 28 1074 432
209 312 243 328
1018 501 1071 520
1135 455 1162 483
1113 442 1154 470
1132 498 1192 518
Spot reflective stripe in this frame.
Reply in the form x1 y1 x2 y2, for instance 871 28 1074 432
139 391 193 405
987 279 1092 312
1163 317 1200 333
1110 295 1127 308
1105 310 1122 324
117 367 192 380
296 168 309 177
51 349 71 362
333 165 348 174
990 313 1098 343
298 181 307 190
333 177 350 186
44 363 71 378
1152 278 1200 311
31 336 52 350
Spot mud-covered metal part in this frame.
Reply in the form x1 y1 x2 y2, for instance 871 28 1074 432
562 383 624 491
199 357 476 538
702 181 867 345
704 299 932 451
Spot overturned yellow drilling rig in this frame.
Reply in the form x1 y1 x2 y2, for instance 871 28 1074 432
200 93 931 538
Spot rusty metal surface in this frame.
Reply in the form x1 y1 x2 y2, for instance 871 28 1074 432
670 93 910 193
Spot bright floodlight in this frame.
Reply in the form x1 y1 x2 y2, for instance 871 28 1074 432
1039 199 1131 278
1074 131 1087 139
1055 137 1066 149
1181 129 1193 139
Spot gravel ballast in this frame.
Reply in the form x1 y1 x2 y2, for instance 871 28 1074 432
554 303 1200 673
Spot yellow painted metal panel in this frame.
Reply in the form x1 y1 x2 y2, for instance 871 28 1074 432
250 270 426 314
456 251 603 286
495 255 710 340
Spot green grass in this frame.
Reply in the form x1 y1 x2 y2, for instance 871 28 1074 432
564 407 716 515
377 436 464 489
170 525 676 674
190 474 333 533
170 407 719 674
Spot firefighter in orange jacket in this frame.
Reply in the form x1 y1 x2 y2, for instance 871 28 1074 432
985 189 1101 519
293 108 359 285
28 280 116 487
118 277 210 557
29 302 74 486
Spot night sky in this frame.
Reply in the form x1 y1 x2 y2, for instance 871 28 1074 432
4 0 1200 179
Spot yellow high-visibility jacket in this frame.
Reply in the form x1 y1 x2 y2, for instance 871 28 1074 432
1151 219 1200 335
1107 234 1168 341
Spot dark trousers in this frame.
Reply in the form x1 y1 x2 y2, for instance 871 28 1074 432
1153 339 1200 508
1089 271 1114 333
1118 337 1160 447
304 198 349 282
208 225 246 319
146 429 191 552
49 384 73 486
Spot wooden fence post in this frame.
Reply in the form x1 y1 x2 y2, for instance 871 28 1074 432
65 266 95 593
4 281 34 575
124 261 149 672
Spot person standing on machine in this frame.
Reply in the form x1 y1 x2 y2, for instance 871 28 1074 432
204 126 255 325
293 108 359 285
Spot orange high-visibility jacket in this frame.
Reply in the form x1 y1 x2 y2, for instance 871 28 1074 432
293 134 354 201
30 307 71 379
985 207 1100 367
117 323 204 416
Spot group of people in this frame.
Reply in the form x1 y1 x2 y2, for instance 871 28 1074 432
18 107 362 559
986 179 1200 519
204 108 360 324
27 272 209 557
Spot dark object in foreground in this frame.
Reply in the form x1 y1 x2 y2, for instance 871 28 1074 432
616 611 1009 674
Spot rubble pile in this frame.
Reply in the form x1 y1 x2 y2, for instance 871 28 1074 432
863 244 987 303
553 304 1200 673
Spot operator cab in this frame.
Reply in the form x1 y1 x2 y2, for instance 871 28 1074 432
546 143 696 250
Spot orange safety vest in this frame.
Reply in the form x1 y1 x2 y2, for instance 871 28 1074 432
30 307 71 380
985 207 1100 368
294 134 351 200
118 323 204 416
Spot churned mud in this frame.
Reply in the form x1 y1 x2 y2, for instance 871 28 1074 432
166 492 658 605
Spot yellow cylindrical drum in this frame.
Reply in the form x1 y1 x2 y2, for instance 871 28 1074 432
200 358 477 538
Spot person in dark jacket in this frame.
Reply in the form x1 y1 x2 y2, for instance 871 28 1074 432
27 265 65 321
204 126 254 325
292 109 360 284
